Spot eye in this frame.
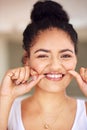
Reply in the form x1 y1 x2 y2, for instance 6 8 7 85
61 54 72 59
37 54 48 58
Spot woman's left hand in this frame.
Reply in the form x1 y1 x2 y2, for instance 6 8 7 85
68 67 87 97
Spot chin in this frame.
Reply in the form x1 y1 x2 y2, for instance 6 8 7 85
36 82 67 93
36 75 72 93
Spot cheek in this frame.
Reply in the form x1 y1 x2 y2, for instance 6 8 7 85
29 60 47 74
62 60 77 71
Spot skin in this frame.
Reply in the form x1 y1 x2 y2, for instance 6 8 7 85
29 28 77 93
0 28 87 130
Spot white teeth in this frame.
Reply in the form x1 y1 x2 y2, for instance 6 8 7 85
46 74 62 78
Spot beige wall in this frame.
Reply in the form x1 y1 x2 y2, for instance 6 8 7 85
0 39 9 81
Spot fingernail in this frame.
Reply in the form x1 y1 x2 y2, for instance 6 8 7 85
15 80 20 85
8 72 14 77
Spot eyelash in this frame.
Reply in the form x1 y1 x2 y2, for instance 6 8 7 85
61 54 72 58
37 55 48 58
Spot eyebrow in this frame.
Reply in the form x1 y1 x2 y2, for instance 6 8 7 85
59 49 74 53
34 49 50 54
34 48 73 54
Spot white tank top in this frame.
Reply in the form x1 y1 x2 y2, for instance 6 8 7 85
8 98 87 130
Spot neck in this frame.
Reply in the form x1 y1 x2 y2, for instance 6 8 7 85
33 87 69 113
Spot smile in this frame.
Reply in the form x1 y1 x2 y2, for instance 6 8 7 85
44 73 65 81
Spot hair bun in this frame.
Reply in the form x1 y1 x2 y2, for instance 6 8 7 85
31 0 69 23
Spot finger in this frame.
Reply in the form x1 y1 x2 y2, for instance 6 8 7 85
68 69 87 97
80 67 87 82
4 69 20 83
22 66 30 83
15 74 45 96
30 68 38 76
25 74 44 90
11 69 20 80
1 70 14 86
84 68 87 82
68 70 83 87
15 67 26 85
7 71 14 77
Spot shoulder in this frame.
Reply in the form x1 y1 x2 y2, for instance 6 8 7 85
8 95 29 130
9 95 30 116
8 94 31 119
8 96 24 121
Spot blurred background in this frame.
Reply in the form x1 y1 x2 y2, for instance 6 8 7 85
0 0 87 98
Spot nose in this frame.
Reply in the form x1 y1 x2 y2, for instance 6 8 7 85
48 57 63 71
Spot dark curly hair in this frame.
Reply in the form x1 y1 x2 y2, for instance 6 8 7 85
23 0 78 58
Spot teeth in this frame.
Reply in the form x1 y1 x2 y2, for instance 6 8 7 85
46 74 62 78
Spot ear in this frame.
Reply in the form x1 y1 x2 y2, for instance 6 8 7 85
22 51 30 66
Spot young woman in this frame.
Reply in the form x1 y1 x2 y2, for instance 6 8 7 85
0 0 87 130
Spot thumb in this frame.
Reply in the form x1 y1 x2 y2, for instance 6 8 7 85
21 74 44 92
14 74 45 97
27 74 44 87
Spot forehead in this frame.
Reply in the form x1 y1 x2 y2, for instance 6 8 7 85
30 28 74 51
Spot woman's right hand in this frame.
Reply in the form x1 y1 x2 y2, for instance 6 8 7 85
0 66 44 100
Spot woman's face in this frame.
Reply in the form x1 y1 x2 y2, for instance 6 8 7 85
28 28 77 92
